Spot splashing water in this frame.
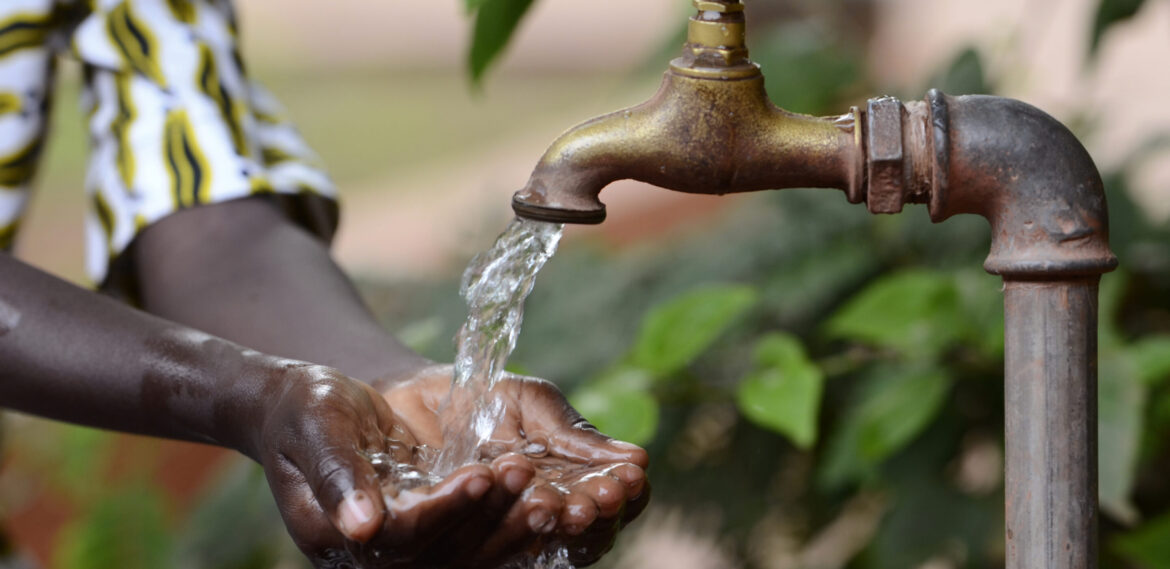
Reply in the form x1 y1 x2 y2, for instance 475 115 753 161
432 216 564 475
372 217 574 569
439 217 573 569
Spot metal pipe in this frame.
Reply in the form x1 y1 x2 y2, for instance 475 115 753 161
510 3 1118 567
913 92 1116 569
1003 279 1099 569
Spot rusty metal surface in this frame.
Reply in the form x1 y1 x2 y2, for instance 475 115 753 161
511 0 864 224
924 90 1118 278
1004 279 1100 569
511 3 1117 568
865 97 905 214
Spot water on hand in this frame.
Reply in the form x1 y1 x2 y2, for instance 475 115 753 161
375 217 575 569
432 216 564 475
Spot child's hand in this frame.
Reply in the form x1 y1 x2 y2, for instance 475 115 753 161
381 365 651 567
252 364 504 568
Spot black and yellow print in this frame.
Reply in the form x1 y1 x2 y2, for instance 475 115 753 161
196 43 246 154
91 189 115 252
1 0 337 283
0 93 22 116
0 12 52 58
166 0 198 25
249 174 274 195
110 73 137 190
0 218 18 252
164 109 211 208
0 138 43 189
261 145 297 167
106 3 166 86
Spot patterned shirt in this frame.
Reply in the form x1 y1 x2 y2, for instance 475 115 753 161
0 0 337 283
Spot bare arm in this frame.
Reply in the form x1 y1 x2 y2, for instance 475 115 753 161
0 252 498 566
0 250 266 448
123 197 651 566
122 195 430 384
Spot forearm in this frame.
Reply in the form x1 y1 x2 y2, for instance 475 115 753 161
125 197 430 385
0 253 278 455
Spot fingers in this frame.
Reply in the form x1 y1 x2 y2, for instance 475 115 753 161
554 427 651 469
560 463 649 534
263 454 347 558
375 464 494 553
518 381 648 468
358 461 496 564
560 490 599 536
475 481 566 564
295 444 386 543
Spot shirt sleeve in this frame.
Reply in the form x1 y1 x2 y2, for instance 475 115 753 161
0 0 59 253
72 0 338 284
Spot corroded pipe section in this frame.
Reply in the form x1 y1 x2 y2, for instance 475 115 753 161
922 91 1117 277
873 91 1115 569
1004 279 1099 569
511 0 864 224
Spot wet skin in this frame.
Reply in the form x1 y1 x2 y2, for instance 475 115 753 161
0 197 648 567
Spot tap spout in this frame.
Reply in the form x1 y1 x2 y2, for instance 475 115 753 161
511 0 864 224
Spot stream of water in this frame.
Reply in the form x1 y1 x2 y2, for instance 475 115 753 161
384 217 572 568
443 217 570 569
433 216 565 475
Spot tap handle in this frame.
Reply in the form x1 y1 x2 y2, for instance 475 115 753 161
676 0 756 77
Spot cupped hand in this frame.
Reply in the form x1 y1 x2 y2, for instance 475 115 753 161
381 364 651 567
253 363 514 568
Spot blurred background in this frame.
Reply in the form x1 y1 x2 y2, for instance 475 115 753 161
4 0 1170 567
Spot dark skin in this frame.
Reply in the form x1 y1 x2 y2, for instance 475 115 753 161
0 197 648 567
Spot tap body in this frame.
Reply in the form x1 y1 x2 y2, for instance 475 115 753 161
512 0 864 224
512 68 863 224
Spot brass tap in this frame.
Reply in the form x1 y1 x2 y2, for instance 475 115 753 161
511 0 865 224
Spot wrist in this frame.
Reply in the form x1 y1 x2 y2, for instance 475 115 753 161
209 347 306 460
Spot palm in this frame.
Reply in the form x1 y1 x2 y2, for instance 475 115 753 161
382 365 650 566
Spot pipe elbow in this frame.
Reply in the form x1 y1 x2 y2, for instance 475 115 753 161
925 92 1117 278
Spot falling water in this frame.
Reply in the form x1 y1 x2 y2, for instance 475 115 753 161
441 217 572 569
356 219 572 567
432 216 565 475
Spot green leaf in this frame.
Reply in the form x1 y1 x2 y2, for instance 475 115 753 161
1099 271 1129 348
819 365 952 489
931 47 989 95
1090 0 1147 56
631 284 758 377
854 367 951 460
1113 512 1170 569
752 22 861 115
736 333 824 449
570 367 659 446
55 486 173 569
824 269 962 357
1131 335 1170 386
1098 347 1146 525
464 0 491 12
953 269 1005 359
468 0 536 84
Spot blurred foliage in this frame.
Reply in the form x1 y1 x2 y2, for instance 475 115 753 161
6 0 1170 568
1090 0 1147 56
466 0 536 84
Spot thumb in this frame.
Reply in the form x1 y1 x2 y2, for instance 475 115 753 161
298 445 386 543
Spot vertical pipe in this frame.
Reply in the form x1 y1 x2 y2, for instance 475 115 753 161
1003 278 1099 569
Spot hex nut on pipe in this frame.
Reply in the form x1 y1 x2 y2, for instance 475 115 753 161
866 97 906 214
